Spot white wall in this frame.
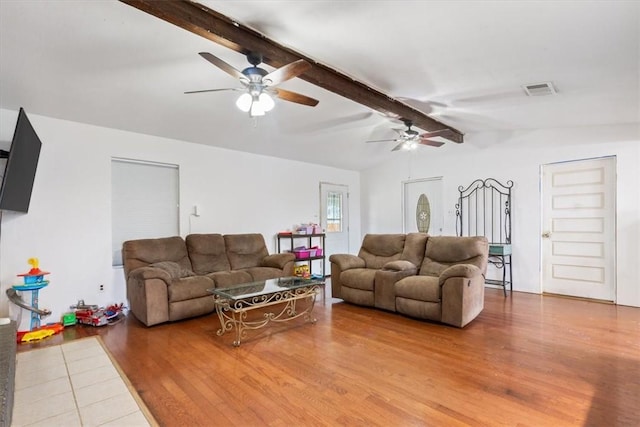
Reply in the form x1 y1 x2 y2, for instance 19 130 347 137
361 123 640 307
0 108 361 330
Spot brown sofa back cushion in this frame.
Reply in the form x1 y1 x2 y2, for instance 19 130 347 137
401 233 429 266
223 234 269 270
186 234 232 274
419 236 488 277
358 234 406 269
122 236 192 278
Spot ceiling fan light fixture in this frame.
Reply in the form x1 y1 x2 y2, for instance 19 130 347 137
236 92 274 116
259 93 275 112
249 101 265 117
236 93 253 112
405 141 418 151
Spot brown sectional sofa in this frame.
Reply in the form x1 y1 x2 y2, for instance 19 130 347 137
122 233 295 326
330 233 488 327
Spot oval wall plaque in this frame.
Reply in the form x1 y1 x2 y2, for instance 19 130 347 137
416 193 431 233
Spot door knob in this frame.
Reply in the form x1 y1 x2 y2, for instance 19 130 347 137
542 231 551 238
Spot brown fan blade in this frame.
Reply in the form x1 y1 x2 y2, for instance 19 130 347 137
418 139 445 148
184 88 241 94
273 88 319 107
198 52 248 82
263 60 311 86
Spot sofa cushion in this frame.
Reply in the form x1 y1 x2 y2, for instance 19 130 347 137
186 234 232 274
420 236 488 277
341 287 374 306
122 236 192 279
243 267 286 281
167 276 215 303
224 234 269 270
341 268 377 291
395 275 440 302
358 234 406 269
396 298 441 321
206 270 253 288
401 233 429 266
149 261 195 279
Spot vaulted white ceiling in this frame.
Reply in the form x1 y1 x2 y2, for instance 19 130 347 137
1 1 638 170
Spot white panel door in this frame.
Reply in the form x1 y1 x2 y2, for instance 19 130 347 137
402 177 444 234
320 182 349 261
541 157 616 301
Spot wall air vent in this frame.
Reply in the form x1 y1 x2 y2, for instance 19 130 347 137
522 81 557 96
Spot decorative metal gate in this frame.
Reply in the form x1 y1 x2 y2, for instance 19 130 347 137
456 178 513 295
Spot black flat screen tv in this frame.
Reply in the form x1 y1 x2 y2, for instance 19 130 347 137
0 108 42 213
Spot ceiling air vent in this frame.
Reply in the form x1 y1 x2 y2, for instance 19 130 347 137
522 81 557 96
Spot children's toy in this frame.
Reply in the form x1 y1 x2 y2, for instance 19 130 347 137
62 312 76 326
17 257 50 284
74 303 124 327
294 264 311 278
16 323 64 343
20 329 55 343
8 258 52 330
70 300 99 311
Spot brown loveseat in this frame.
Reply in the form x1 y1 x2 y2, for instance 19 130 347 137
330 233 488 327
122 233 295 326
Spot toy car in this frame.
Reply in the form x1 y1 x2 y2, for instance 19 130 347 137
75 303 124 326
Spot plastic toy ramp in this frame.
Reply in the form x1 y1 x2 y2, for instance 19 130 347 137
6 288 51 317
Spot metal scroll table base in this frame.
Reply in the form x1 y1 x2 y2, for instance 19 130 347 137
214 284 323 347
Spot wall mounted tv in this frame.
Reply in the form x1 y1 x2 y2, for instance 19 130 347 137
0 108 42 213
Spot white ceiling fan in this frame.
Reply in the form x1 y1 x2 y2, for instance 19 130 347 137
185 51 319 117
366 120 455 151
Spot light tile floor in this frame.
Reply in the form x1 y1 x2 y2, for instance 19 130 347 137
12 337 152 426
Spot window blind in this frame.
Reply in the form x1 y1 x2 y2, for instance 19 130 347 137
111 158 179 266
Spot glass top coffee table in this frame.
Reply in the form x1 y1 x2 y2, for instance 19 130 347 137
208 276 325 347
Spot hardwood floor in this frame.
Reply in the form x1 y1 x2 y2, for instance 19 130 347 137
18 289 640 426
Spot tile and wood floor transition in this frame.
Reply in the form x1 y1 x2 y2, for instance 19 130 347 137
15 287 640 426
13 337 152 426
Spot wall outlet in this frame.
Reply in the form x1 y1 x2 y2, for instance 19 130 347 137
99 284 105 292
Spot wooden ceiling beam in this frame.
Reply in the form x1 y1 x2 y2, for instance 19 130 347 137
120 0 464 143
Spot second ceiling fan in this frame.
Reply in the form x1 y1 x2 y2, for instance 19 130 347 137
366 120 455 151
186 51 319 117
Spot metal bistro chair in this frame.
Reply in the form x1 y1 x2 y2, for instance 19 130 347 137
456 178 513 296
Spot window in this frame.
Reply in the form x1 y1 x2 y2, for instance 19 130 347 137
326 191 342 232
111 158 179 266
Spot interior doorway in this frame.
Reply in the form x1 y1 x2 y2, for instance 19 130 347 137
319 182 350 266
541 156 616 301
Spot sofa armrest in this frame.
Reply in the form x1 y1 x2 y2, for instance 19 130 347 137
329 254 365 300
263 253 296 269
329 254 365 270
438 264 482 286
439 265 485 328
382 260 417 272
130 266 173 284
126 267 171 326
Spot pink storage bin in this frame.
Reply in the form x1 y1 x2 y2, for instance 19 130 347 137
293 249 310 259
310 246 323 256
308 248 317 257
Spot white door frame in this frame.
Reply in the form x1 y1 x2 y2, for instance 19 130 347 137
540 156 616 301
401 177 444 234
319 182 350 256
